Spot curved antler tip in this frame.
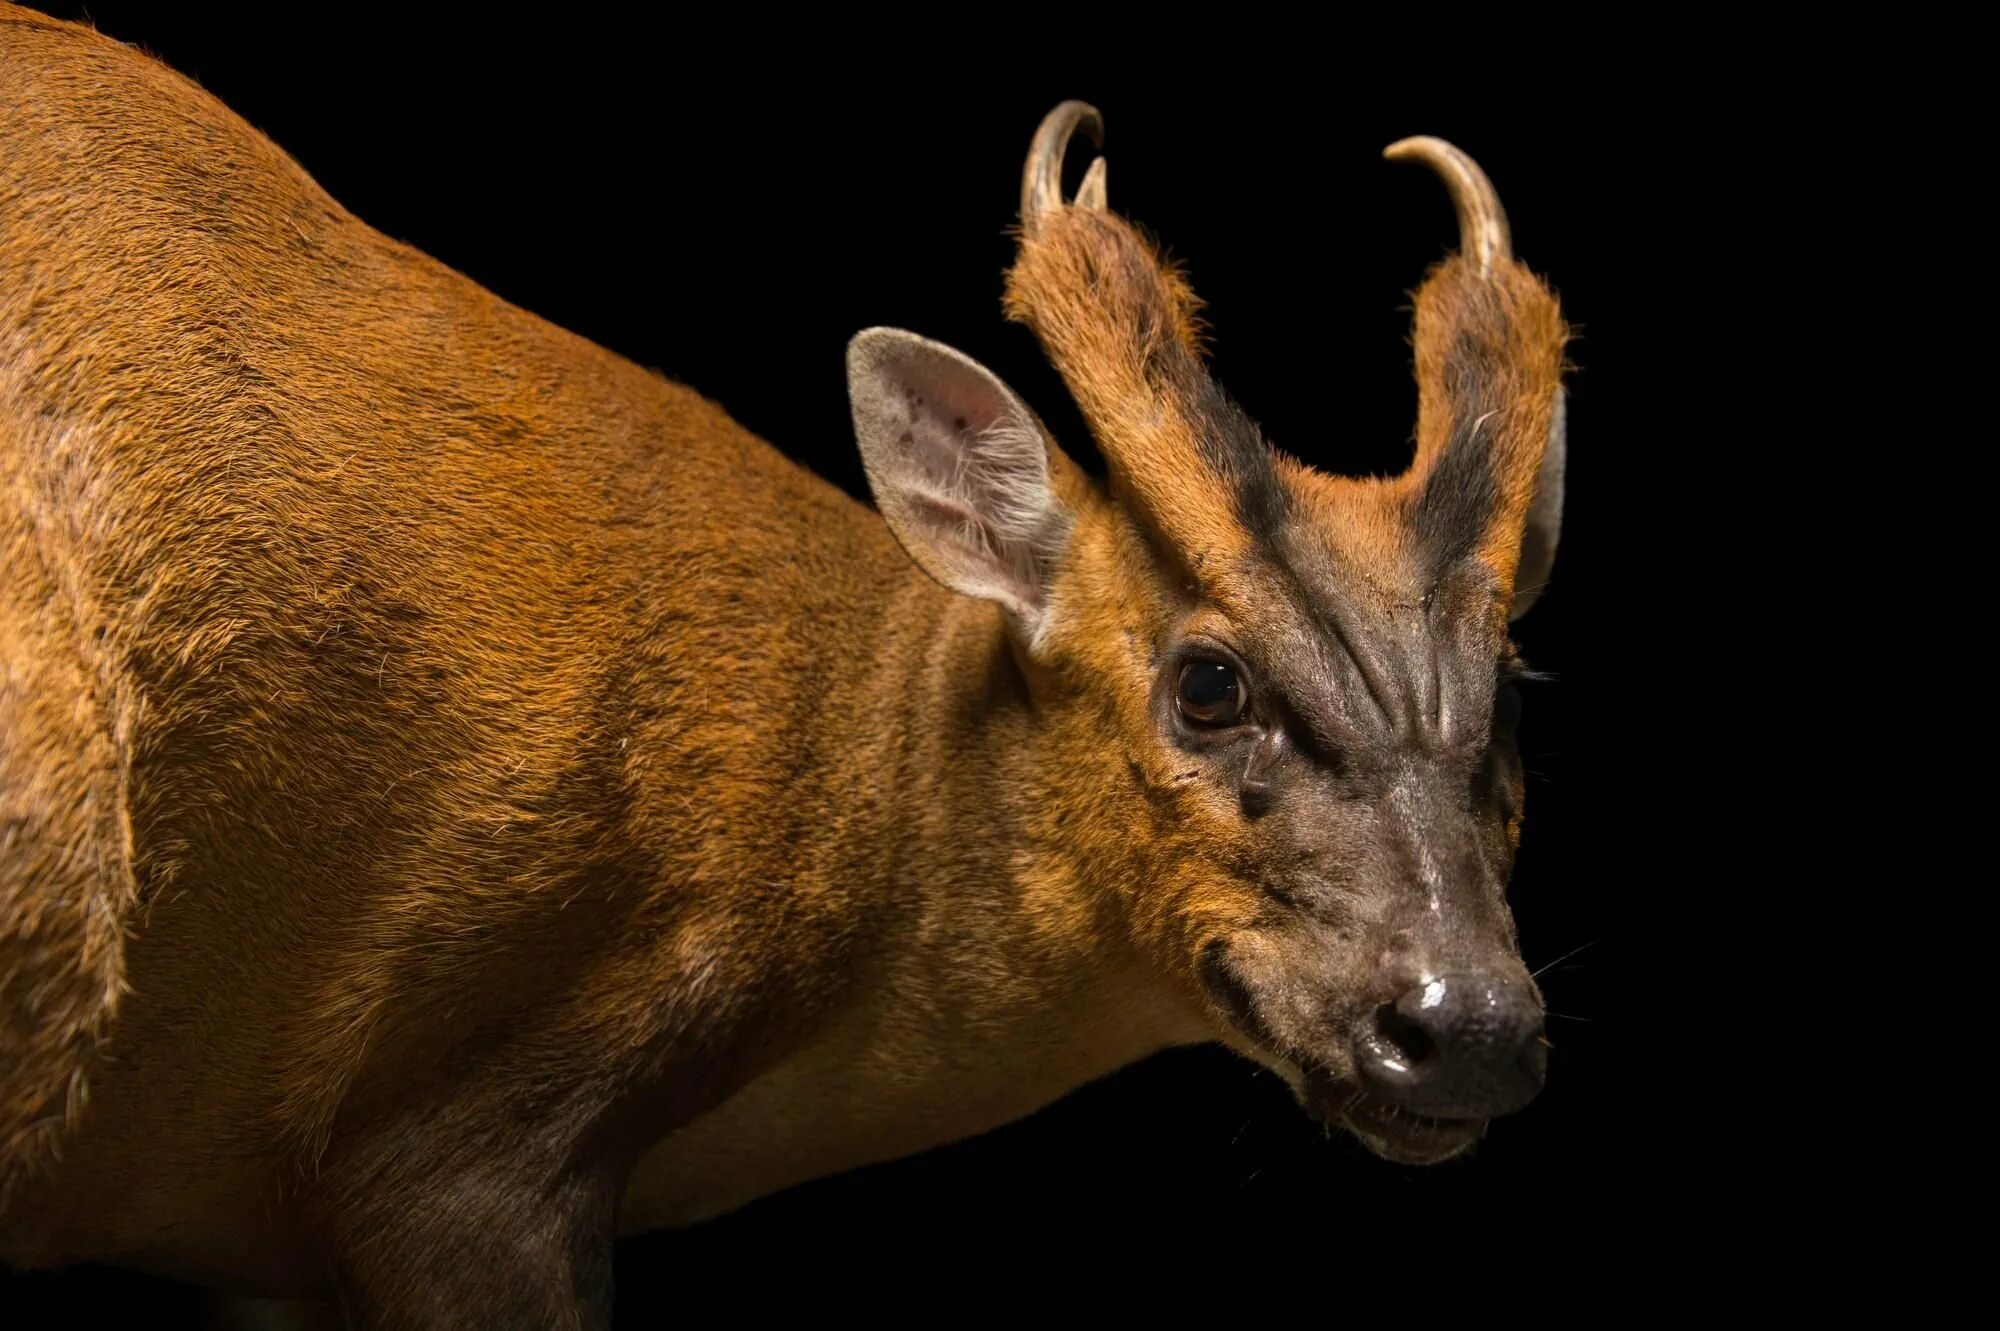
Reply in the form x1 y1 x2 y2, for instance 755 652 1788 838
1383 135 1513 274
1046 99 1104 142
1381 135 1441 162
1022 102 1108 233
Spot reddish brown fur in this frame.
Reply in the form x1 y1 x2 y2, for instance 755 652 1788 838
1004 203 1566 619
1003 208 1257 564
0 9 923 1306
1404 258 1569 595
1 11 1567 1325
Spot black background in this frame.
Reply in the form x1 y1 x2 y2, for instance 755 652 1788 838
3 4 1807 1320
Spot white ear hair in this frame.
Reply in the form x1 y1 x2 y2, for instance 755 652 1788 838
846 328 1072 645
1510 385 1565 621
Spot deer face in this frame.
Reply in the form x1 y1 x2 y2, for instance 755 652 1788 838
847 105 1566 1164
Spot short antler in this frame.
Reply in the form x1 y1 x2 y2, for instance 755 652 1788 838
1021 101 1107 234
1005 103 1277 567
1389 137 1566 619
1384 136 1512 277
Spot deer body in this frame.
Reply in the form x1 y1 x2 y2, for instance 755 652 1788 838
1 10 1571 1326
0 5 1169 1291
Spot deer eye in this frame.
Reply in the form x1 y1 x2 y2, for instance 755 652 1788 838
1177 660 1245 727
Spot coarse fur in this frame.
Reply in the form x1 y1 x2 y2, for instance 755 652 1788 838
0 13 1569 1327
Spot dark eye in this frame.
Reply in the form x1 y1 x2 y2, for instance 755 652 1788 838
1494 681 1523 731
1177 659 1246 727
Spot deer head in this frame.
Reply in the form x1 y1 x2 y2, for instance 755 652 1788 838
847 102 1568 1164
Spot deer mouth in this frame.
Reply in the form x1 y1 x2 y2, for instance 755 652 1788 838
1202 954 1446 1158
1204 995 1479 1164
1199 945 1488 1164
1320 1080 1488 1166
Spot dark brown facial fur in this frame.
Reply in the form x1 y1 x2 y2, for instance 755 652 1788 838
998 109 1567 1166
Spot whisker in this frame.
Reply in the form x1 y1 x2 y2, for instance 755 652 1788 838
1531 938 1601 979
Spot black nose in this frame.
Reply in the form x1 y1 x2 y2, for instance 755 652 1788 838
1353 972 1546 1119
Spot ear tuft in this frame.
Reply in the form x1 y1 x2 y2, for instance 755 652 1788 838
847 328 1073 641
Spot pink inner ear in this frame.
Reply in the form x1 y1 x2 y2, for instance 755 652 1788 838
850 329 1072 626
900 378 1009 492
890 389 1061 611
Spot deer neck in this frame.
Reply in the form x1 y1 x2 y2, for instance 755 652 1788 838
616 575 1208 1230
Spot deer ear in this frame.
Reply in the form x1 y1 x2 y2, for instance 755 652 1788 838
1509 386 1566 621
847 327 1074 643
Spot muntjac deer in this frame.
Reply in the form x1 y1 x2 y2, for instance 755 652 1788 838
0 8 1570 1325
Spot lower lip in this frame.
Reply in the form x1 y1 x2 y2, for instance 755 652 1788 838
1303 1075 1485 1152
1343 1097 1482 1137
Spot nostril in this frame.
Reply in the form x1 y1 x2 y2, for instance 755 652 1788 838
1357 973 1548 1119
1373 1001 1436 1070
